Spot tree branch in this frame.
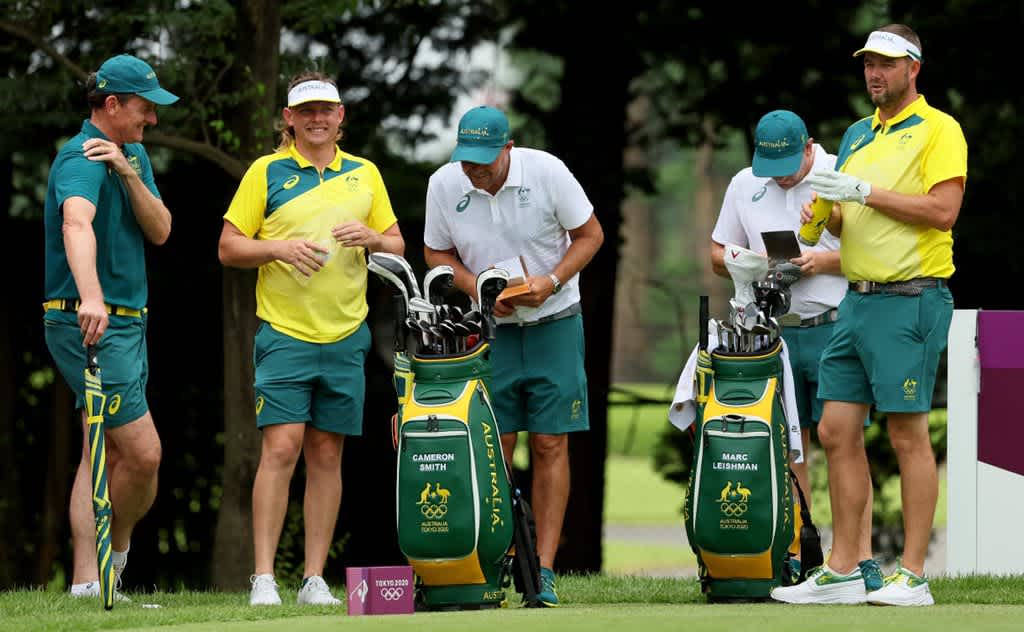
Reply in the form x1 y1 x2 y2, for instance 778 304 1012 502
144 132 247 180
0 19 247 181
0 19 87 80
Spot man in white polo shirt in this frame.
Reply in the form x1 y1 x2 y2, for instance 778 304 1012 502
423 105 604 607
710 109 879 588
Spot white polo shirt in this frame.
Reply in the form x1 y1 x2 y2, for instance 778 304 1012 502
711 144 847 320
424 147 593 324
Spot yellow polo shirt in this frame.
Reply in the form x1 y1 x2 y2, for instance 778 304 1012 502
225 144 397 343
835 95 967 282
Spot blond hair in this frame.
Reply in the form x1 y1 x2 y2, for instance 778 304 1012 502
275 71 343 152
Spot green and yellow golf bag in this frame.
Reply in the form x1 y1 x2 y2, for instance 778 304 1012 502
395 343 517 610
683 338 798 601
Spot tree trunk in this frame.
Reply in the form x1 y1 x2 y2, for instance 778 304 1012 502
211 0 280 589
694 116 727 315
0 156 17 588
612 97 653 383
547 5 635 574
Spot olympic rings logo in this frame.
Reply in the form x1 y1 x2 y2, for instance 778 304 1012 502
380 587 405 600
720 502 748 516
421 504 448 518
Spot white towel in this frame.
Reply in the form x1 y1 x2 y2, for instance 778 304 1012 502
668 331 804 463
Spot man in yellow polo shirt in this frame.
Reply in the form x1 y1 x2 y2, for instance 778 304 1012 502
772 25 967 607
218 71 405 606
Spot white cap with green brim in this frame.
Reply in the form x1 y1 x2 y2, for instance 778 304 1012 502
287 81 341 107
853 31 922 61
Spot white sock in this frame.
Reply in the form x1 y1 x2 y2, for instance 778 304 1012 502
112 545 129 569
70 581 98 595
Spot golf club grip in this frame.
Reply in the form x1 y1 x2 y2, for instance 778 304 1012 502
699 295 708 351
393 294 407 353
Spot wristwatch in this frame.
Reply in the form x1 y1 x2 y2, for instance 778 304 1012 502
548 273 562 294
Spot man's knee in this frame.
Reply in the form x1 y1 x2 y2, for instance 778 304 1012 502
303 431 343 470
887 416 932 456
529 433 568 462
126 441 162 478
260 428 304 469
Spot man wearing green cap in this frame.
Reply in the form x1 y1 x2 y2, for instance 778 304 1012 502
710 109 879 587
772 24 967 607
42 53 178 600
423 105 604 607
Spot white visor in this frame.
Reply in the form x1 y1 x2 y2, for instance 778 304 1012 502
853 31 922 61
287 80 341 107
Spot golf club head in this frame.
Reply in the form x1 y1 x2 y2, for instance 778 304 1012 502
475 268 509 341
475 268 509 311
423 265 455 306
368 253 421 305
409 297 437 323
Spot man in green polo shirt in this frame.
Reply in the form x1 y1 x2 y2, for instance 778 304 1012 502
771 24 966 607
42 53 178 600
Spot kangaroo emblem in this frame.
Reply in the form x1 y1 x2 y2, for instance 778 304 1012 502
435 483 451 504
718 481 733 503
735 482 751 502
416 482 431 505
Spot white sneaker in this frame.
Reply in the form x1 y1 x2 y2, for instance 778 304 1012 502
770 564 867 605
867 567 935 606
297 575 341 605
249 574 282 606
69 581 131 602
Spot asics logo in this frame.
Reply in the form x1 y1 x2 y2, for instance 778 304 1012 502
283 175 300 190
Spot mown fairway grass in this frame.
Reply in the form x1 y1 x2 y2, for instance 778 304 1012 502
3 575 1023 632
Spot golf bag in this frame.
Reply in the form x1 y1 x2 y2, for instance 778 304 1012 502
684 340 794 601
396 342 543 609
371 256 542 611
683 291 821 602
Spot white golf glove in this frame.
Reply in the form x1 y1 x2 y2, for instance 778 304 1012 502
806 170 872 204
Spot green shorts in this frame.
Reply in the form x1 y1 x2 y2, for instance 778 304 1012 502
490 313 589 435
43 310 149 428
782 322 835 427
253 320 370 434
784 321 871 428
818 286 954 413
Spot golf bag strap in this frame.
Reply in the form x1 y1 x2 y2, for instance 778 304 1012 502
505 462 543 605
789 467 824 579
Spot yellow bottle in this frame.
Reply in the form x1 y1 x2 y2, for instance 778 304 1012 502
798 195 833 246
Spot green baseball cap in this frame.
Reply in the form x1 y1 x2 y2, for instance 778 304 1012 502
95 54 179 105
751 110 807 178
450 106 510 164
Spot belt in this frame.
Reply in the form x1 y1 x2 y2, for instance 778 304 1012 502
799 308 839 328
501 302 582 328
43 299 144 318
849 277 947 297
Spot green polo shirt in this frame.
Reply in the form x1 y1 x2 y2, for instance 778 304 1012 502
44 119 159 310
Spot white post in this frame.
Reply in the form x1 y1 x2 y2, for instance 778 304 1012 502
945 309 979 575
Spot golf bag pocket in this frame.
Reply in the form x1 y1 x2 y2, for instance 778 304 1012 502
398 417 478 561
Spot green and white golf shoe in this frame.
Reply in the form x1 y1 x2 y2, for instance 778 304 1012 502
867 567 934 606
770 564 867 605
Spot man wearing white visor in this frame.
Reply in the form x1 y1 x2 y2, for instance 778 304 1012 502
772 24 967 607
219 72 406 606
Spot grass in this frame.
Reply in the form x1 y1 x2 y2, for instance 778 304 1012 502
602 541 696 576
3 575 1023 632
